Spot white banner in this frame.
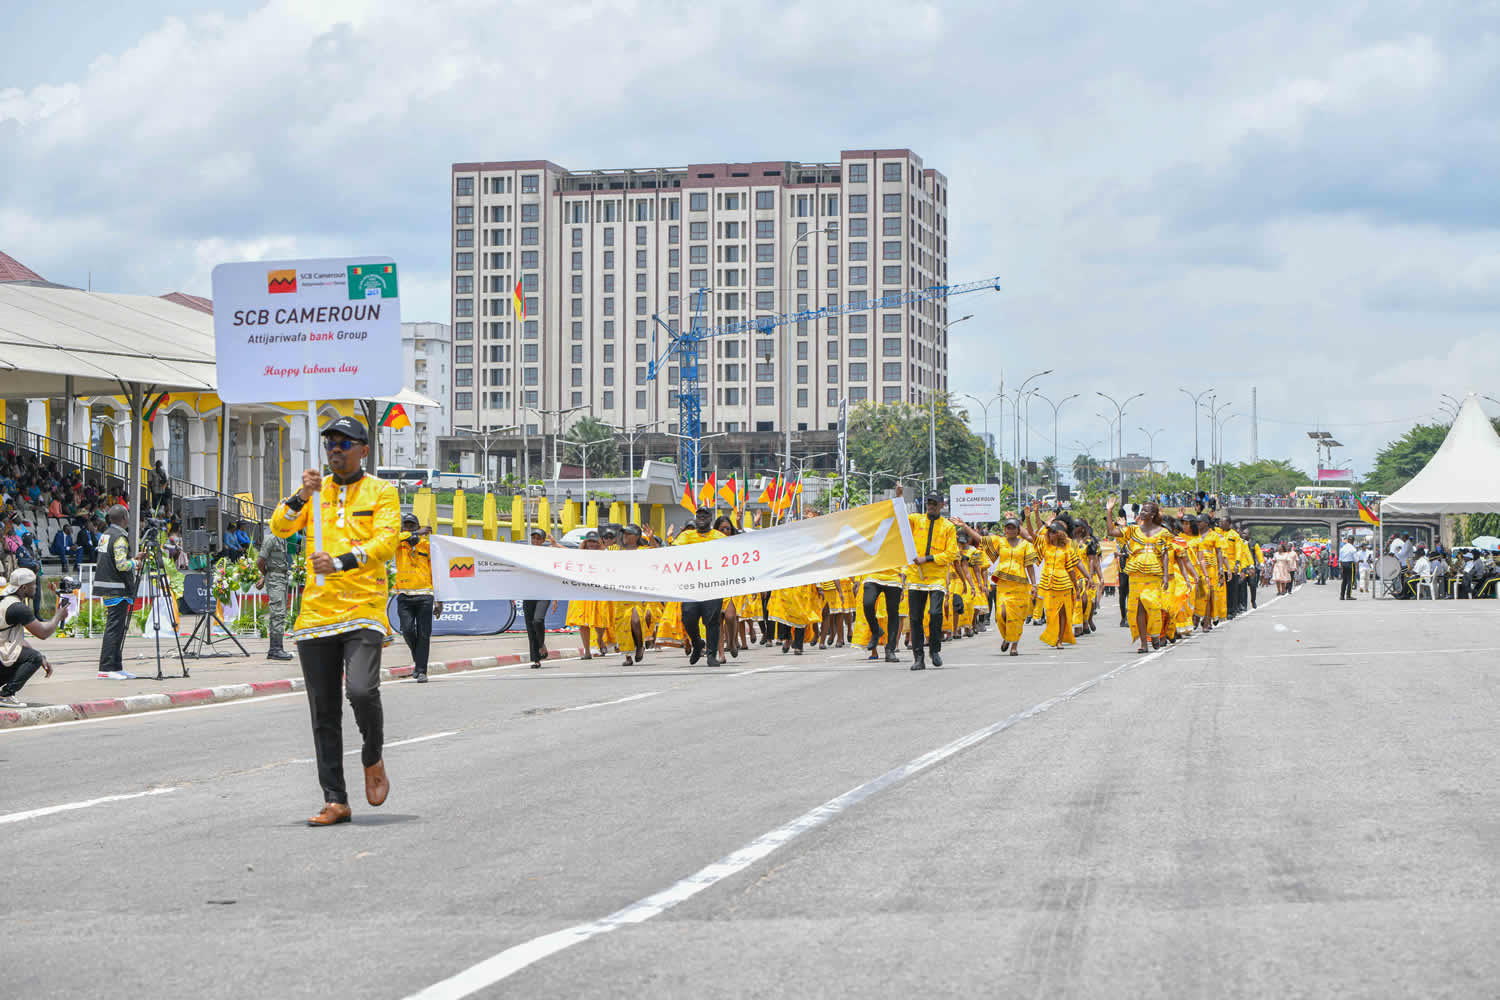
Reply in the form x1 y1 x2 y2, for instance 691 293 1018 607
949 483 1001 521
432 499 918 602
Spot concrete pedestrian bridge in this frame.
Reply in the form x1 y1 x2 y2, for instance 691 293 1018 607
1221 503 1438 545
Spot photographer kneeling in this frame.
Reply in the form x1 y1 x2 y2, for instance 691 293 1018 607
0 568 70 708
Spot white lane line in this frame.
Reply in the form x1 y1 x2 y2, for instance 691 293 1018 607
557 692 660 713
406 587 1294 999
288 730 463 764
1244 646 1500 660
0 787 179 826
0 654 586 737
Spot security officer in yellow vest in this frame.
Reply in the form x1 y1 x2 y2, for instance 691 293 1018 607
394 513 443 684
271 416 401 827
0 568 68 708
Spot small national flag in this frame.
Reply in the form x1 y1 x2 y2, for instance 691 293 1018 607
513 278 525 321
143 391 171 422
1356 497 1380 527
379 402 411 430
698 472 717 506
756 477 780 506
719 475 738 508
679 481 697 514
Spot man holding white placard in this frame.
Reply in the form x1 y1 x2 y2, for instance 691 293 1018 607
271 416 401 827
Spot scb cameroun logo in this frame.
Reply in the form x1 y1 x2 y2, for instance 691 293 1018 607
449 558 475 578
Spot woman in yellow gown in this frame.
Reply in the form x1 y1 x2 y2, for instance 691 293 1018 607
1107 499 1172 654
767 583 819 655
982 516 1036 656
1035 517 1087 648
564 532 614 658
1161 516 1199 640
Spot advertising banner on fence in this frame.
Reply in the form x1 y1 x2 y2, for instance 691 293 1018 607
432 499 917 602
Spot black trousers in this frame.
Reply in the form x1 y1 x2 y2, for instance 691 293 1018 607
397 594 434 674
1118 572 1130 622
99 599 132 672
523 599 550 664
907 588 944 655
0 646 45 696
682 599 722 654
297 628 384 805
862 581 902 652
1339 563 1356 599
1247 571 1259 608
1227 574 1244 616
776 621 804 650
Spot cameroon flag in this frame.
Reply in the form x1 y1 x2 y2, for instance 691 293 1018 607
1356 497 1380 527
679 481 697 514
379 402 411 430
513 278 525 321
143 391 171 422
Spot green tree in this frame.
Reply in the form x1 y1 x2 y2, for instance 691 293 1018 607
562 416 623 477
1363 419 1500 495
1214 459 1314 495
846 394 991 493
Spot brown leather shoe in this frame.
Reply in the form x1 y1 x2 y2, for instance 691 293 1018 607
364 760 389 807
307 802 351 827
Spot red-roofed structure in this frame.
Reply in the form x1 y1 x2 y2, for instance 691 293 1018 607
159 291 213 314
0 250 46 284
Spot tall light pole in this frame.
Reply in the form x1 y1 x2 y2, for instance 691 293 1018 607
665 429 726 498
1138 426 1164 494
1035 391 1079 498
1012 370 1051 501
528 403 587 504
1202 397 1233 496
1096 391 1144 489
781 225 840 490
1073 439 1102 491
932 314 976 492
1216 414 1241 493
1179 386 1214 493
955 390 1003 484
563 435 616 518
613 420 661 518
453 424 518 490
863 468 898 501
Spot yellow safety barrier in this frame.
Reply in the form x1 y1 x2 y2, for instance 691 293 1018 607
452 489 469 537
482 492 498 541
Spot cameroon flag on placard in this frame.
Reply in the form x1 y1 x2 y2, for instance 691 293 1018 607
513 278 525 321
698 472 717 506
379 402 411 430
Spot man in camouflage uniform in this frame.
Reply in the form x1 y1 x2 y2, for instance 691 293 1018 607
259 527 294 661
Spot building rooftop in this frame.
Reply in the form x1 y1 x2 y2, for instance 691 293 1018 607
159 291 214 314
0 250 46 284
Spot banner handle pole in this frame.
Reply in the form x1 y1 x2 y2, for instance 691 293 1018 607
308 399 324 587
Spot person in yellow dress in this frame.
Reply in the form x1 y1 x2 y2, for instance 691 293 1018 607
1035 517 1088 648
905 492 959 671
611 524 649 667
1107 498 1172 654
767 582 819 655
974 516 1035 656
1200 513 1229 625
565 531 614 659
270 416 400 827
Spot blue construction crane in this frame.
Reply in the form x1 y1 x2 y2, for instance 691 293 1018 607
649 276 1002 483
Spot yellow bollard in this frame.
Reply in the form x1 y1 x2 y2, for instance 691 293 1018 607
413 488 437 530
586 500 598 528
536 497 553 538
510 494 525 541
482 492 498 541
561 500 577 534
609 501 625 526
631 502 641 527
452 489 469 538
651 503 665 538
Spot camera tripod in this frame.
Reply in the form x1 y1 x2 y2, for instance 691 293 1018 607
139 528 190 680
182 554 248 659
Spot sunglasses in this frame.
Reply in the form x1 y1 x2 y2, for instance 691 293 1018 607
322 437 360 452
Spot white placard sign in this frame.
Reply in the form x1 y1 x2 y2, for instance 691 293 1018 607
210 256 404 403
949 483 1002 521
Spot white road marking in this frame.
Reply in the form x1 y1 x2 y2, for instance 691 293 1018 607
1244 646 1500 660
404 592 1290 1000
557 692 660 713
0 786 179 826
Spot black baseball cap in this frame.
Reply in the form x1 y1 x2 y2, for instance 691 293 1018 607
695 505 711 516
925 491 943 503
622 524 642 536
321 415 368 442
401 513 419 529
529 527 546 538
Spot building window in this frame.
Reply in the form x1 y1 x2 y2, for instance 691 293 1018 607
755 291 774 310
755 190 774 210
524 320 538 338
455 252 473 271
848 267 867 285
572 229 583 247
848 362 867 381
690 222 708 240
521 204 539 223
571 368 582 387
666 199 679 220
756 362 774 382
455 345 474 364
883 241 902 260
602 391 614 409
668 224 679 244
521 227 538 245
455 205 473 225
604 297 615 315
797 389 808 408
849 218 868 237
523 368 538 386
455 391 473 409
522 174 539 193
455 276 473 294
883 217 901 236
455 176 474 196
848 194 867 214
847 243 866 262
603 368 615 386
455 369 473 387
456 229 474 247
570 298 582 317
689 269 708 286
849 338 867 358
455 299 473 317
668 272 680 291
635 296 647 315
756 267 774 287
883 363 902 382
455 322 473 340
636 390 647 408
572 251 583 270
882 162 902 182
882 265 901 285
882 193 901 214
826 364 838 384
756 387 774 406
604 320 616 338
636 225 647 246
755 220 774 239
848 164 867 183
603 228 615 246
849 315 867 335
690 192 708 211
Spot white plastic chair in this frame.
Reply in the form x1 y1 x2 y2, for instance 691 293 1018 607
1415 570 1435 600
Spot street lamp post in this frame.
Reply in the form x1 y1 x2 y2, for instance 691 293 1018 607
665 429 726 495
528 404 587 504
1216 414 1242 493
562 436 616 521
1073 439 1102 491
1202 397 1233 496
614 420 661 519
955 390 1003 484
1179 386 1214 493
1035 391 1080 498
1096 391 1144 488
781 226 840 489
934 315 976 492
1012 370 1051 501
452 424 519 491
1139 426 1164 494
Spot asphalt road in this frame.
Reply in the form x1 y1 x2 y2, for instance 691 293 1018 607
4 582 1499 998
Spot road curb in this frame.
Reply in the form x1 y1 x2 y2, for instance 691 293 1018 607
0 645 575 730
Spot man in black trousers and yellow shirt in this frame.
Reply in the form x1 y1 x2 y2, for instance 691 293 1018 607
272 416 401 827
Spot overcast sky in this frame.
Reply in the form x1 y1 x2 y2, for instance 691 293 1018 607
3 0 1495 479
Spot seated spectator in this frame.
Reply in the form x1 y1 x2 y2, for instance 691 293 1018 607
50 523 80 573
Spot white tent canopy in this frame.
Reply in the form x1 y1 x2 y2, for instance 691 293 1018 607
1382 393 1500 515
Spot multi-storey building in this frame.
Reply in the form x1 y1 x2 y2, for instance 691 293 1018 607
446 150 950 475
385 322 450 469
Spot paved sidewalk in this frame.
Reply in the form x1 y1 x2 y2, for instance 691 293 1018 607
0 620 587 729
